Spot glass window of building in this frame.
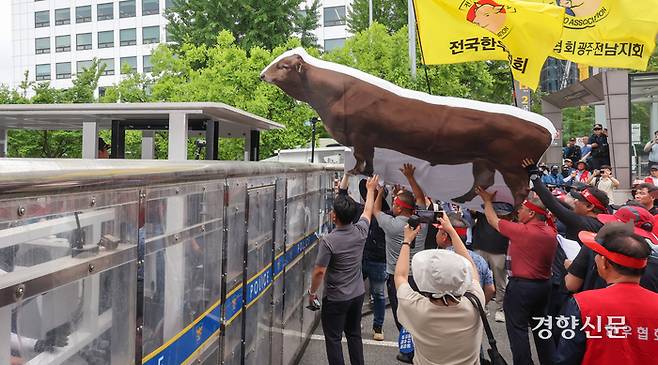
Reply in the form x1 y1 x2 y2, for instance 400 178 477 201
56 62 71 79
98 31 114 48
55 35 71 52
35 37 50 54
323 6 346 27
119 0 136 18
76 5 91 23
98 3 114 21
142 0 159 15
34 10 49 28
142 26 160 44
120 28 137 46
165 25 173 42
100 58 115 75
120 56 137 74
55 8 70 25
324 38 345 51
35 64 50 81
77 60 93 74
165 0 174 9
143 55 152 73
76 33 92 51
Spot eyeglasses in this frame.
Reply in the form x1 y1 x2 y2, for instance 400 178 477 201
593 127 602 130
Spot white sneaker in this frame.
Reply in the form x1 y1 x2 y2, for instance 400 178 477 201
494 311 506 323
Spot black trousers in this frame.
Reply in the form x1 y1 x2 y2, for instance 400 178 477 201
386 274 418 332
321 294 365 365
504 278 554 365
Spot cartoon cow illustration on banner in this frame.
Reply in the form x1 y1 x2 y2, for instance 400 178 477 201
466 0 508 34
260 48 556 208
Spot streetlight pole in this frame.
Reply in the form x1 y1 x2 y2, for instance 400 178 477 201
310 117 319 163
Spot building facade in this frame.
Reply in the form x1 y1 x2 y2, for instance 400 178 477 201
10 0 171 93
304 0 352 52
9 0 352 93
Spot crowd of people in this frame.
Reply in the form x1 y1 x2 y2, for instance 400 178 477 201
307 131 658 364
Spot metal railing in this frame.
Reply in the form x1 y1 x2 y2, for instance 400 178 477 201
0 159 339 365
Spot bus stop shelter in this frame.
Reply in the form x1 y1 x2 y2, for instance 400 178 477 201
0 102 284 161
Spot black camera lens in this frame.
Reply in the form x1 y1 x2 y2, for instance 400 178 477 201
408 215 420 229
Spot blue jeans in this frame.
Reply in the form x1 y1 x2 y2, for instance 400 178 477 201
362 260 387 329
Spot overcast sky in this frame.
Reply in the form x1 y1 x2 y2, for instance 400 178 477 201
0 2 12 87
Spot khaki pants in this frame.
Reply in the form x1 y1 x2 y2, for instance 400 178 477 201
476 250 507 312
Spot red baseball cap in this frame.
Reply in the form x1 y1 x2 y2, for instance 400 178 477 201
578 226 649 269
597 206 658 244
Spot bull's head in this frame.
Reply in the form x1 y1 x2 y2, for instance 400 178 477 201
260 54 309 101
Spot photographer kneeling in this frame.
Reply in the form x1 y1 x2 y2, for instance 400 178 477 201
395 212 484 365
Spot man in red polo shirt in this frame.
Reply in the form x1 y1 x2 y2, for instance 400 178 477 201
554 222 658 364
476 187 558 365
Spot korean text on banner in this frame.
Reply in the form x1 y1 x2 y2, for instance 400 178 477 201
414 0 565 89
526 0 658 70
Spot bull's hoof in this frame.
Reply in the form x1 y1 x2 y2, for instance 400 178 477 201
452 192 476 204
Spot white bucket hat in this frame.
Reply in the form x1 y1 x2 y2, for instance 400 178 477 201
411 250 472 301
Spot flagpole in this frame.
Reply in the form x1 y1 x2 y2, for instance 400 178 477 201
408 0 417 79
510 69 519 107
369 0 373 27
410 0 433 94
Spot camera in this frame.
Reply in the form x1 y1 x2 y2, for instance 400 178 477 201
408 209 442 229
306 297 321 311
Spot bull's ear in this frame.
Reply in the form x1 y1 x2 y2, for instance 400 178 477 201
295 55 305 73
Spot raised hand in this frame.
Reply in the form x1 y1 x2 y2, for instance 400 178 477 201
475 186 497 203
399 163 416 179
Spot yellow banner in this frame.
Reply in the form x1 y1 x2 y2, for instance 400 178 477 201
526 0 658 70
414 0 565 89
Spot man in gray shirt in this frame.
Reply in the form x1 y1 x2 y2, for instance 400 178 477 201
374 163 428 364
308 175 379 365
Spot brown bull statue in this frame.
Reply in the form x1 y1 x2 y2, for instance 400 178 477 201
260 48 556 206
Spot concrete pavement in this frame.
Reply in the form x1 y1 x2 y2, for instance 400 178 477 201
298 302 540 364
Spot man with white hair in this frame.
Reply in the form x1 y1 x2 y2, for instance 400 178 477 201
395 212 484 364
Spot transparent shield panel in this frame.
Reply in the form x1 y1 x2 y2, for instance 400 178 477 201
301 242 320 337
281 259 303 365
244 186 274 365
141 181 223 363
2 261 136 365
222 178 247 365
0 189 139 365
270 178 286 365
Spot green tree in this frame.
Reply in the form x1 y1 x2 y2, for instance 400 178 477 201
295 0 321 48
5 63 103 158
347 0 408 34
562 106 595 144
325 24 505 103
165 0 319 51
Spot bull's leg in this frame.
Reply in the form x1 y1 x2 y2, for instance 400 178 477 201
361 145 375 176
500 169 531 207
452 160 496 203
348 145 374 176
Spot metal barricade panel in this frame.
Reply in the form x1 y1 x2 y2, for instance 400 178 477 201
141 181 223 365
0 189 139 365
222 178 247 365
244 185 275 365
270 177 286 365
0 161 340 365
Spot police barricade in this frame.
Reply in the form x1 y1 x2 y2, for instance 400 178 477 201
0 160 339 365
